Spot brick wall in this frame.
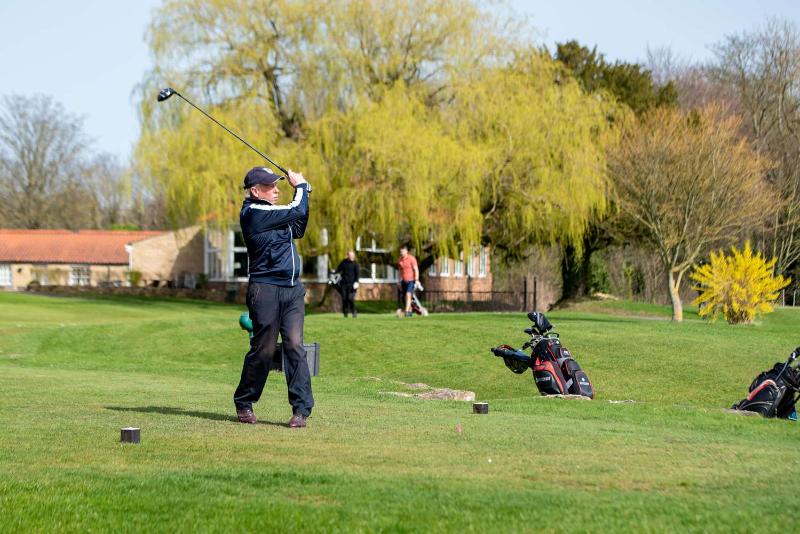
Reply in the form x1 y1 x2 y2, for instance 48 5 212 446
130 226 204 285
423 247 493 300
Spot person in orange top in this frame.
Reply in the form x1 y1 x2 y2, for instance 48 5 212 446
397 245 419 317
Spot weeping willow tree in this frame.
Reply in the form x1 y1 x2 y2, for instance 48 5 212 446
449 53 622 259
135 97 282 223
292 85 486 259
135 0 616 263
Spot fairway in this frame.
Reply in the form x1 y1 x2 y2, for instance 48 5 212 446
1 292 799 532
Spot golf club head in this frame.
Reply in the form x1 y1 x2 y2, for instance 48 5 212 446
527 311 553 334
157 87 177 102
154 87 288 174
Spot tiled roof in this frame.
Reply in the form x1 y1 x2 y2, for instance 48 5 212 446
0 229 165 265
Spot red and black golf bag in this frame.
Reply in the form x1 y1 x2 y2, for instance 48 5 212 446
731 347 800 419
491 312 594 399
530 335 594 398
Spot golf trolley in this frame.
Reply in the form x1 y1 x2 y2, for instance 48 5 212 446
491 312 594 398
396 282 428 317
731 346 800 419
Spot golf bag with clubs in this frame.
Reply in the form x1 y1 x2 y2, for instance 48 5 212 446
730 347 800 419
490 312 594 398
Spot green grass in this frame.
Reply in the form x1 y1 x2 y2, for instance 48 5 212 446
556 296 702 320
1 291 799 532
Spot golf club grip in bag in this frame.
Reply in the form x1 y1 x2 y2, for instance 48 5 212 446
731 361 800 418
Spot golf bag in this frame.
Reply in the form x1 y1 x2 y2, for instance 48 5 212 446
490 312 594 399
731 347 800 419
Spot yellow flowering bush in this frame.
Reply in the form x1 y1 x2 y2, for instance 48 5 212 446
691 242 790 324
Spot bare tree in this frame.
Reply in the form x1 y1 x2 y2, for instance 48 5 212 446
710 19 800 274
646 45 741 114
0 94 138 230
645 46 685 88
129 170 167 230
611 105 773 322
84 153 131 228
0 94 91 228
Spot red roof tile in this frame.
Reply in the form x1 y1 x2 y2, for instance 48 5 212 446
0 229 165 265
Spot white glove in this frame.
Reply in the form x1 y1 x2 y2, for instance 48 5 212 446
353 282 359 290
414 281 424 292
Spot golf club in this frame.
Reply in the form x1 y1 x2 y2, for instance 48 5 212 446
157 87 288 177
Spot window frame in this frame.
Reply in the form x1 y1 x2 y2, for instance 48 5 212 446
439 257 450 277
454 251 464 278
69 264 91 286
0 264 11 286
467 247 475 277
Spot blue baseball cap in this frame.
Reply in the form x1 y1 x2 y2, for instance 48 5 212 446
243 167 283 189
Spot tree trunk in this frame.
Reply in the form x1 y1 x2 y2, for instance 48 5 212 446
558 223 613 304
559 243 592 302
667 269 683 322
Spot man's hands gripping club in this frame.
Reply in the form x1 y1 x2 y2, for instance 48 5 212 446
286 170 307 188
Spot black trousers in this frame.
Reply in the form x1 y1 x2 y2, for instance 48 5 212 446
340 286 357 317
233 282 314 417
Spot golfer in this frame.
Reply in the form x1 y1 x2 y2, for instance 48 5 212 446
233 166 313 428
335 250 360 318
397 245 419 317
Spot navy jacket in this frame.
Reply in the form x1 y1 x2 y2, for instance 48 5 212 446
240 183 310 286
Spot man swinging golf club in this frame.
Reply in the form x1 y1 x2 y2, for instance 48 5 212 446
233 166 314 428
155 88 313 427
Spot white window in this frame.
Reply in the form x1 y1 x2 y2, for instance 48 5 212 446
0 264 11 286
206 248 221 280
467 248 475 277
439 257 450 277
455 252 463 277
355 236 395 281
69 265 91 286
428 261 437 276
204 232 220 280
33 264 49 286
355 236 389 253
232 231 248 280
479 247 487 277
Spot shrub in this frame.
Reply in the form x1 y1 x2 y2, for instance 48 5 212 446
623 263 646 298
128 270 143 287
589 253 611 294
690 242 790 324
196 273 209 289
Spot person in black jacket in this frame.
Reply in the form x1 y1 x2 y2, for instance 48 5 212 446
233 166 313 428
335 250 360 318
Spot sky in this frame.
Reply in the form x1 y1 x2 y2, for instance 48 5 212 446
1 0 799 163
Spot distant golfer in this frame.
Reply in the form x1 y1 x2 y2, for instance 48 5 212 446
233 166 313 428
397 245 419 317
335 250 360 318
